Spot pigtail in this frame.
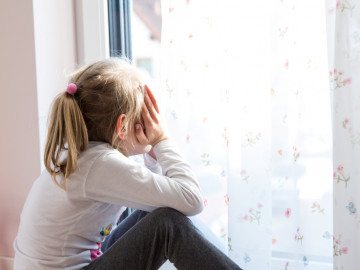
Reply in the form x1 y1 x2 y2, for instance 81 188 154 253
44 91 88 190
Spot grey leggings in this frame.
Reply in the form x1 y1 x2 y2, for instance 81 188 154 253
84 208 242 270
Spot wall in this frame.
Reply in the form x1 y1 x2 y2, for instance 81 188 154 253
0 0 40 260
0 0 77 264
33 0 78 168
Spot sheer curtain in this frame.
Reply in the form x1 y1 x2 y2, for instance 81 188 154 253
326 0 360 269
159 0 334 269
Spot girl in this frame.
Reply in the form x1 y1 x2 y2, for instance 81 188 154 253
13 58 241 270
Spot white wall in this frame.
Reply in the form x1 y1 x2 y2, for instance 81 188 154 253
0 0 77 260
33 0 78 169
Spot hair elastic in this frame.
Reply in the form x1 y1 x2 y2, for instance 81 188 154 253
66 83 77 95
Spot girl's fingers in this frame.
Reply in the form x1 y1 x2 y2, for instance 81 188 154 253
135 123 149 145
144 89 158 121
144 85 159 113
141 103 153 129
140 86 167 146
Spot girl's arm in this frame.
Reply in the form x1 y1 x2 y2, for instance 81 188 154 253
146 148 157 161
143 151 162 174
84 86 203 216
84 141 203 216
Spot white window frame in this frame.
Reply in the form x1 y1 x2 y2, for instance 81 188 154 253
75 0 110 65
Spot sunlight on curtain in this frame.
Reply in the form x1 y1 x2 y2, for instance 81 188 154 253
160 0 332 269
326 0 360 268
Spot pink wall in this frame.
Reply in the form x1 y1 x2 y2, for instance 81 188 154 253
0 0 40 258
0 0 77 260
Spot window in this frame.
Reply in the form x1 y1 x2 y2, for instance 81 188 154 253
108 0 133 59
104 1 333 268
107 0 162 83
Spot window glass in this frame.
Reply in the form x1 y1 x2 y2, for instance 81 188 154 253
132 0 162 82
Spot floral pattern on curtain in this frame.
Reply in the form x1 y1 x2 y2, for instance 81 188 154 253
326 0 360 269
160 0 333 269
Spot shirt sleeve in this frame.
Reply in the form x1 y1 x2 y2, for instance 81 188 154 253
84 140 204 216
143 153 162 174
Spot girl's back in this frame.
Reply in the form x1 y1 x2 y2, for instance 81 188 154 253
14 142 125 269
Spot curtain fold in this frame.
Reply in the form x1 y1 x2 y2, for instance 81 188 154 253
160 0 338 269
326 0 360 268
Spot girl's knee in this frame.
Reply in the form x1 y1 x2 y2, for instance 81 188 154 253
150 207 189 226
152 207 182 217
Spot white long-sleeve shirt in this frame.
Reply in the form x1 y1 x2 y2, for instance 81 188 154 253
13 140 203 270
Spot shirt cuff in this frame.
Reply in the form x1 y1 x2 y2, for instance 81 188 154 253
152 139 175 155
144 152 162 174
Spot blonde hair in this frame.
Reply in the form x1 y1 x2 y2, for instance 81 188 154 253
44 58 144 190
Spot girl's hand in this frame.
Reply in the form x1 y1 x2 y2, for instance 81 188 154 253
135 85 168 147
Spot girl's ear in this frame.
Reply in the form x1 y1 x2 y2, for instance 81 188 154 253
116 114 127 140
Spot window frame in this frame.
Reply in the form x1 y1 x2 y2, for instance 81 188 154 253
75 0 110 64
108 0 133 60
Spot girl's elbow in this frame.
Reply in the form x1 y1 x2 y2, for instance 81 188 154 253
193 200 204 215
178 184 204 216
185 194 204 216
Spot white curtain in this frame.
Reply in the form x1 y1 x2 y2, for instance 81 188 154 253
326 0 360 269
158 0 360 269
